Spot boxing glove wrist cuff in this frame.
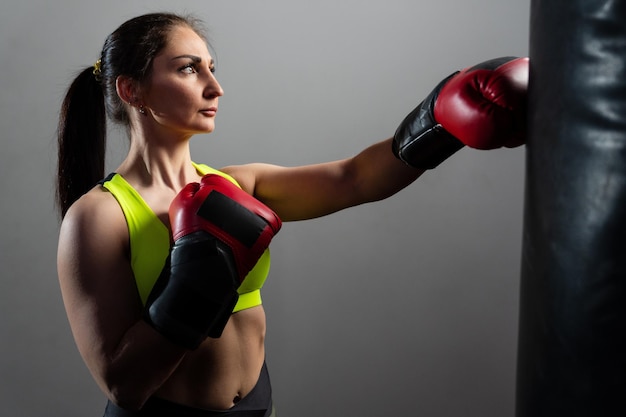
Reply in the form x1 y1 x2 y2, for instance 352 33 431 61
392 72 464 169
393 121 464 169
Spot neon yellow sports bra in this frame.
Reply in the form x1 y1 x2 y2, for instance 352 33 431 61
100 162 271 313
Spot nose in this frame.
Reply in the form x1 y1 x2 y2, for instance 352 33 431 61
204 72 224 99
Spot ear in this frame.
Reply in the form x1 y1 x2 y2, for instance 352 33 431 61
115 75 140 105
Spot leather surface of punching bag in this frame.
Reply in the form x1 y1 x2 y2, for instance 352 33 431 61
517 0 626 415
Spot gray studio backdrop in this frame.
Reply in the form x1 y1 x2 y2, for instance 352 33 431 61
0 1 530 416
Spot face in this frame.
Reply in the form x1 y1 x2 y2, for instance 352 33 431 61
141 25 224 136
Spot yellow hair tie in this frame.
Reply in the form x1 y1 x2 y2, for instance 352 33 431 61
92 59 102 81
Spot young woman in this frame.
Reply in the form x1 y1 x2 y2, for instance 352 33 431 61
56 12 526 417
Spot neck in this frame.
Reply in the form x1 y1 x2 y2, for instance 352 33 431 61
118 125 200 191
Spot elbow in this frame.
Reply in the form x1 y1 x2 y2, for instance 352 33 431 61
106 385 149 411
99 371 153 411
340 159 372 206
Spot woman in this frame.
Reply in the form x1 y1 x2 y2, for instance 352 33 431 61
56 11 526 417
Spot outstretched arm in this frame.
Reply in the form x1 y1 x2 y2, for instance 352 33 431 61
225 56 528 222
223 137 424 222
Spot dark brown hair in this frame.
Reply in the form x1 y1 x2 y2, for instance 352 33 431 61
56 13 208 217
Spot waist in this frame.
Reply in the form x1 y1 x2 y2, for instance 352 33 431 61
104 362 272 416
156 306 267 409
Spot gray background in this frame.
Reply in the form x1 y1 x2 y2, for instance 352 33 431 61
0 0 530 416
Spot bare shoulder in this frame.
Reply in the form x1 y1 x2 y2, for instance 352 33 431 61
57 186 130 293
220 163 285 195
59 186 127 252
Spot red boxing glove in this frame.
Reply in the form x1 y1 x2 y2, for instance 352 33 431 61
144 174 282 347
170 174 282 283
393 56 529 168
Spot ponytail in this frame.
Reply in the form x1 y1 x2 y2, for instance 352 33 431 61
56 66 107 218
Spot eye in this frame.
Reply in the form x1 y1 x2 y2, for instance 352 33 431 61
179 63 198 74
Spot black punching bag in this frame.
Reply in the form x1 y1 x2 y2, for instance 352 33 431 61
516 1 626 416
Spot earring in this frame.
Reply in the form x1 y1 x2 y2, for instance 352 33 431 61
139 104 146 115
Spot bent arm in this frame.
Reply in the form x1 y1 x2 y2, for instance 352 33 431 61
57 192 187 410
224 138 423 222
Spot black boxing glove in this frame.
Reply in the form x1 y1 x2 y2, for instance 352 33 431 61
144 174 282 349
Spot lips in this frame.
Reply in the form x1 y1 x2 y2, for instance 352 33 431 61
200 106 217 116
